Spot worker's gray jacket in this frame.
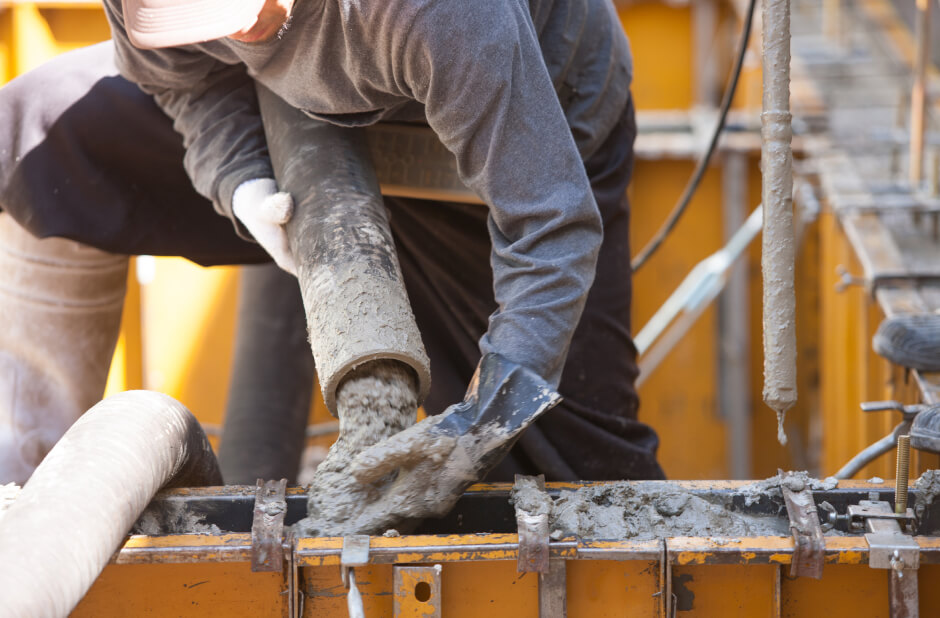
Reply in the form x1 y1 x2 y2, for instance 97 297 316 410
103 0 633 388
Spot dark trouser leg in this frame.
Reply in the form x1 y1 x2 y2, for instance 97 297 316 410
219 263 314 484
389 97 664 481
0 41 266 266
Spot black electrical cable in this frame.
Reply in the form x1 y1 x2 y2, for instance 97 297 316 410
631 0 759 271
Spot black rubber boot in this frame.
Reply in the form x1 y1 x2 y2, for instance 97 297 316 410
911 404 940 454
872 313 940 372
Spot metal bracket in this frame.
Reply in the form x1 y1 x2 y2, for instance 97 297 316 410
779 471 825 579
341 535 371 587
393 565 442 617
514 475 551 574
849 500 920 617
849 501 920 569
250 479 288 573
538 559 567 618
342 535 370 618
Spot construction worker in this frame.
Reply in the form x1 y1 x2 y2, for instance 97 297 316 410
0 0 663 519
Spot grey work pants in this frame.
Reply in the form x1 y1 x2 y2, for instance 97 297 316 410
0 42 664 481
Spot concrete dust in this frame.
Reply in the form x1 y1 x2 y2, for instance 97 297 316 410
739 471 838 507
132 500 221 536
544 481 791 540
300 360 418 535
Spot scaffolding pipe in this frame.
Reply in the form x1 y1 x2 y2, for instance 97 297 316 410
761 0 797 444
0 391 222 617
910 0 932 186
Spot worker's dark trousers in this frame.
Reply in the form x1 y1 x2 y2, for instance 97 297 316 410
0 42 665 481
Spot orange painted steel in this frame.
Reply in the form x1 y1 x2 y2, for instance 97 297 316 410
71 526 940 616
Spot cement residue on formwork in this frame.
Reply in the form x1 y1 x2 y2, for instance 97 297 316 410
739 472 838 507
510 476 553 517
914 470 940 508
541 482 791 541
0 483 20 524
132 501 221 536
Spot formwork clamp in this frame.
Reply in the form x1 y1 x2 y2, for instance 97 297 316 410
342 535 370 618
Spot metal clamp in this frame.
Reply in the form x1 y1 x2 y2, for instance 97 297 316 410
860 401 928 420
514 475 551 574
849 500 920 617
779 471 825 579
250 479 288 573
835 264 940 296
342 535 370 618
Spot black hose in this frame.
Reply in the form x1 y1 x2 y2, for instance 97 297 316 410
631 0 759 271
219 262 314 484
256 84 431 415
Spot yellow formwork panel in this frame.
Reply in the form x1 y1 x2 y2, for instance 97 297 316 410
567 560 662 617
72 555 940 616
0 2 109 82
73 562 286 617
630 159 728 479
618 2 693 110
781 563 890 617
671 564 779 616
816 212 930 480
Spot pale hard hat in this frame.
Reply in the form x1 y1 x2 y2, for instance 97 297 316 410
122 0 267 49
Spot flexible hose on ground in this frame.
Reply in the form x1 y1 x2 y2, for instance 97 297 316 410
0 390 221 617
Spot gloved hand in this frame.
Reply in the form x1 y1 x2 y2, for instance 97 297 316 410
232 178 296 275
321 353 561 533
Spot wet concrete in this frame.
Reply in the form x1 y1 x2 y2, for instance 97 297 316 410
297 360 419 536
132 500 221 536
509 473 847 541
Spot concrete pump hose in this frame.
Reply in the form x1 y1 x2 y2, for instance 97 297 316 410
257 84 431 415
0 390 222 617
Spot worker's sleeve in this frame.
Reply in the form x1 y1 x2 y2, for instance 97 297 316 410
102 0 272 237
399 2 603 388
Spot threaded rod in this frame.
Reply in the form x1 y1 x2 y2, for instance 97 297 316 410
895 434 912 515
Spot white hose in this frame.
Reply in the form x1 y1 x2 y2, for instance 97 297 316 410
0 390 221 617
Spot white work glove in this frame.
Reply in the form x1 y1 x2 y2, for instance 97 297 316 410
232 178 297 275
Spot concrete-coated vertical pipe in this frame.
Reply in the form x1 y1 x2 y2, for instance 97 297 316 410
761 0 797 443
256 85 430 415
0 390 222 617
